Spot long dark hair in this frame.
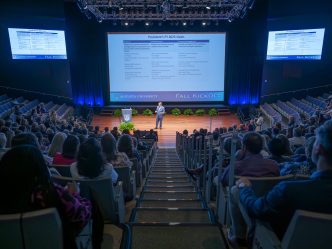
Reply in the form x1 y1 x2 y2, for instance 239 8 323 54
101 133 118 161
117 134 134 158
0 145 57 214
62 135 80 159
77 138 105 178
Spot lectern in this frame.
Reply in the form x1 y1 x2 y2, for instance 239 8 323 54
121 108 132 122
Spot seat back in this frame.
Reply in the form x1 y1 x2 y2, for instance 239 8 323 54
0 213 24 248
0 208 63 249
51 165 72 177
114 166 135 201
282 210 332 249
130 157 142 187
241 175 294 196
52 175 120 224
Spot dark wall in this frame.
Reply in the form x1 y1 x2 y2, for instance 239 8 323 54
65 0 268 106
0 0 72 100
261 0 332 101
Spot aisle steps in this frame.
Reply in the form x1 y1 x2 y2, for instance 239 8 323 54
122 148 227 249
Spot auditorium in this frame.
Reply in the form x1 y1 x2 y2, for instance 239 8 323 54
1 0 332 249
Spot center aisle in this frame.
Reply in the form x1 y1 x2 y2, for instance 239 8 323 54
123 148 228 249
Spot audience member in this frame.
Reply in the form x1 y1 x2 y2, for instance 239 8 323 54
101 133 132 169
0 145 91 249
237 120 332 240
48 132 67 157
220 132 280 186
70 137 118 184
53 135 80 166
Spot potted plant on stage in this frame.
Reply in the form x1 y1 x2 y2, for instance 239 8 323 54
114 108 122 117
119 121 135 133
195 109 206 116
142 109 153 116
132 108 138 116
171 108 181 116
183 108 194 116
208 108 218 116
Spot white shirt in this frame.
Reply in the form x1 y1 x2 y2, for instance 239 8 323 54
70 162 118 184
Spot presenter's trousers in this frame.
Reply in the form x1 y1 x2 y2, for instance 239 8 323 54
156 115 163 128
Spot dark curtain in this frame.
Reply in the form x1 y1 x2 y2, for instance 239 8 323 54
64 3 106 106
225 0 268 105
226 55 263 105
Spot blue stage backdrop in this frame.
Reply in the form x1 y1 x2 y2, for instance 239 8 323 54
64 0 268 106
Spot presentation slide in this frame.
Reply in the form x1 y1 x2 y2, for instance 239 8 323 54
266 28 325 60
8 28 67 59
107 33 226 102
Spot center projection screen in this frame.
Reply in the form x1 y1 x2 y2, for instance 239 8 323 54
107 33 226 102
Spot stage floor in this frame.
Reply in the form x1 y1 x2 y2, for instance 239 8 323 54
92 114 240 148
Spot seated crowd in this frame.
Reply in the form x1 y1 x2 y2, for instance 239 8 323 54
182 101 332 248
0 103 156 249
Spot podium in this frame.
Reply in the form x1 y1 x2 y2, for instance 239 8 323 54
121 108 132 122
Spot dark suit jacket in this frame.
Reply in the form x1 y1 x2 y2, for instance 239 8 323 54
240 170 332 238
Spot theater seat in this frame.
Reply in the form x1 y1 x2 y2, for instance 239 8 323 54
0 208 63 249
114 166 136 201
253 210 332 249
52 175 125 224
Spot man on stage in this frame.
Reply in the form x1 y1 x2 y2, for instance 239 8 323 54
155 102 165 129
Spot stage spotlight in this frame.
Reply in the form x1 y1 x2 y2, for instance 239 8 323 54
202 21 206 26
182 21 187 26
206 6 211 10
124 21 129 26
98 18 103 23
228 18 233 23
145 21 149 26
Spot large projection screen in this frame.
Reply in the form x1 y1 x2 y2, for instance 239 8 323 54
8 28 67 59
107 33 226 102
266 28 325 60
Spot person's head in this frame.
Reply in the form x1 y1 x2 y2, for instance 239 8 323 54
77 138 105 178
158 102 162 106
268 137 286 157
101 133 118 161
312 120 332 169
0 145 53 213
122 129 130 135
272 127 280 137
117 134 134 157
276 134 293 155
242 132 263 155
48 132 67 157
183 129 188 136
12 132 40 148
212 131 219 141
0 132 7 149
104 127 109 133
149 129 154 134
224 137 242 155
293 127 302 138
78 134 87 144
62 135 80 159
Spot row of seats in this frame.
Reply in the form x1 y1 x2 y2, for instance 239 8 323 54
176 132 332 249
0 138 158 249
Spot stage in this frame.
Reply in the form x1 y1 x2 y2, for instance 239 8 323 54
92 114 240 148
